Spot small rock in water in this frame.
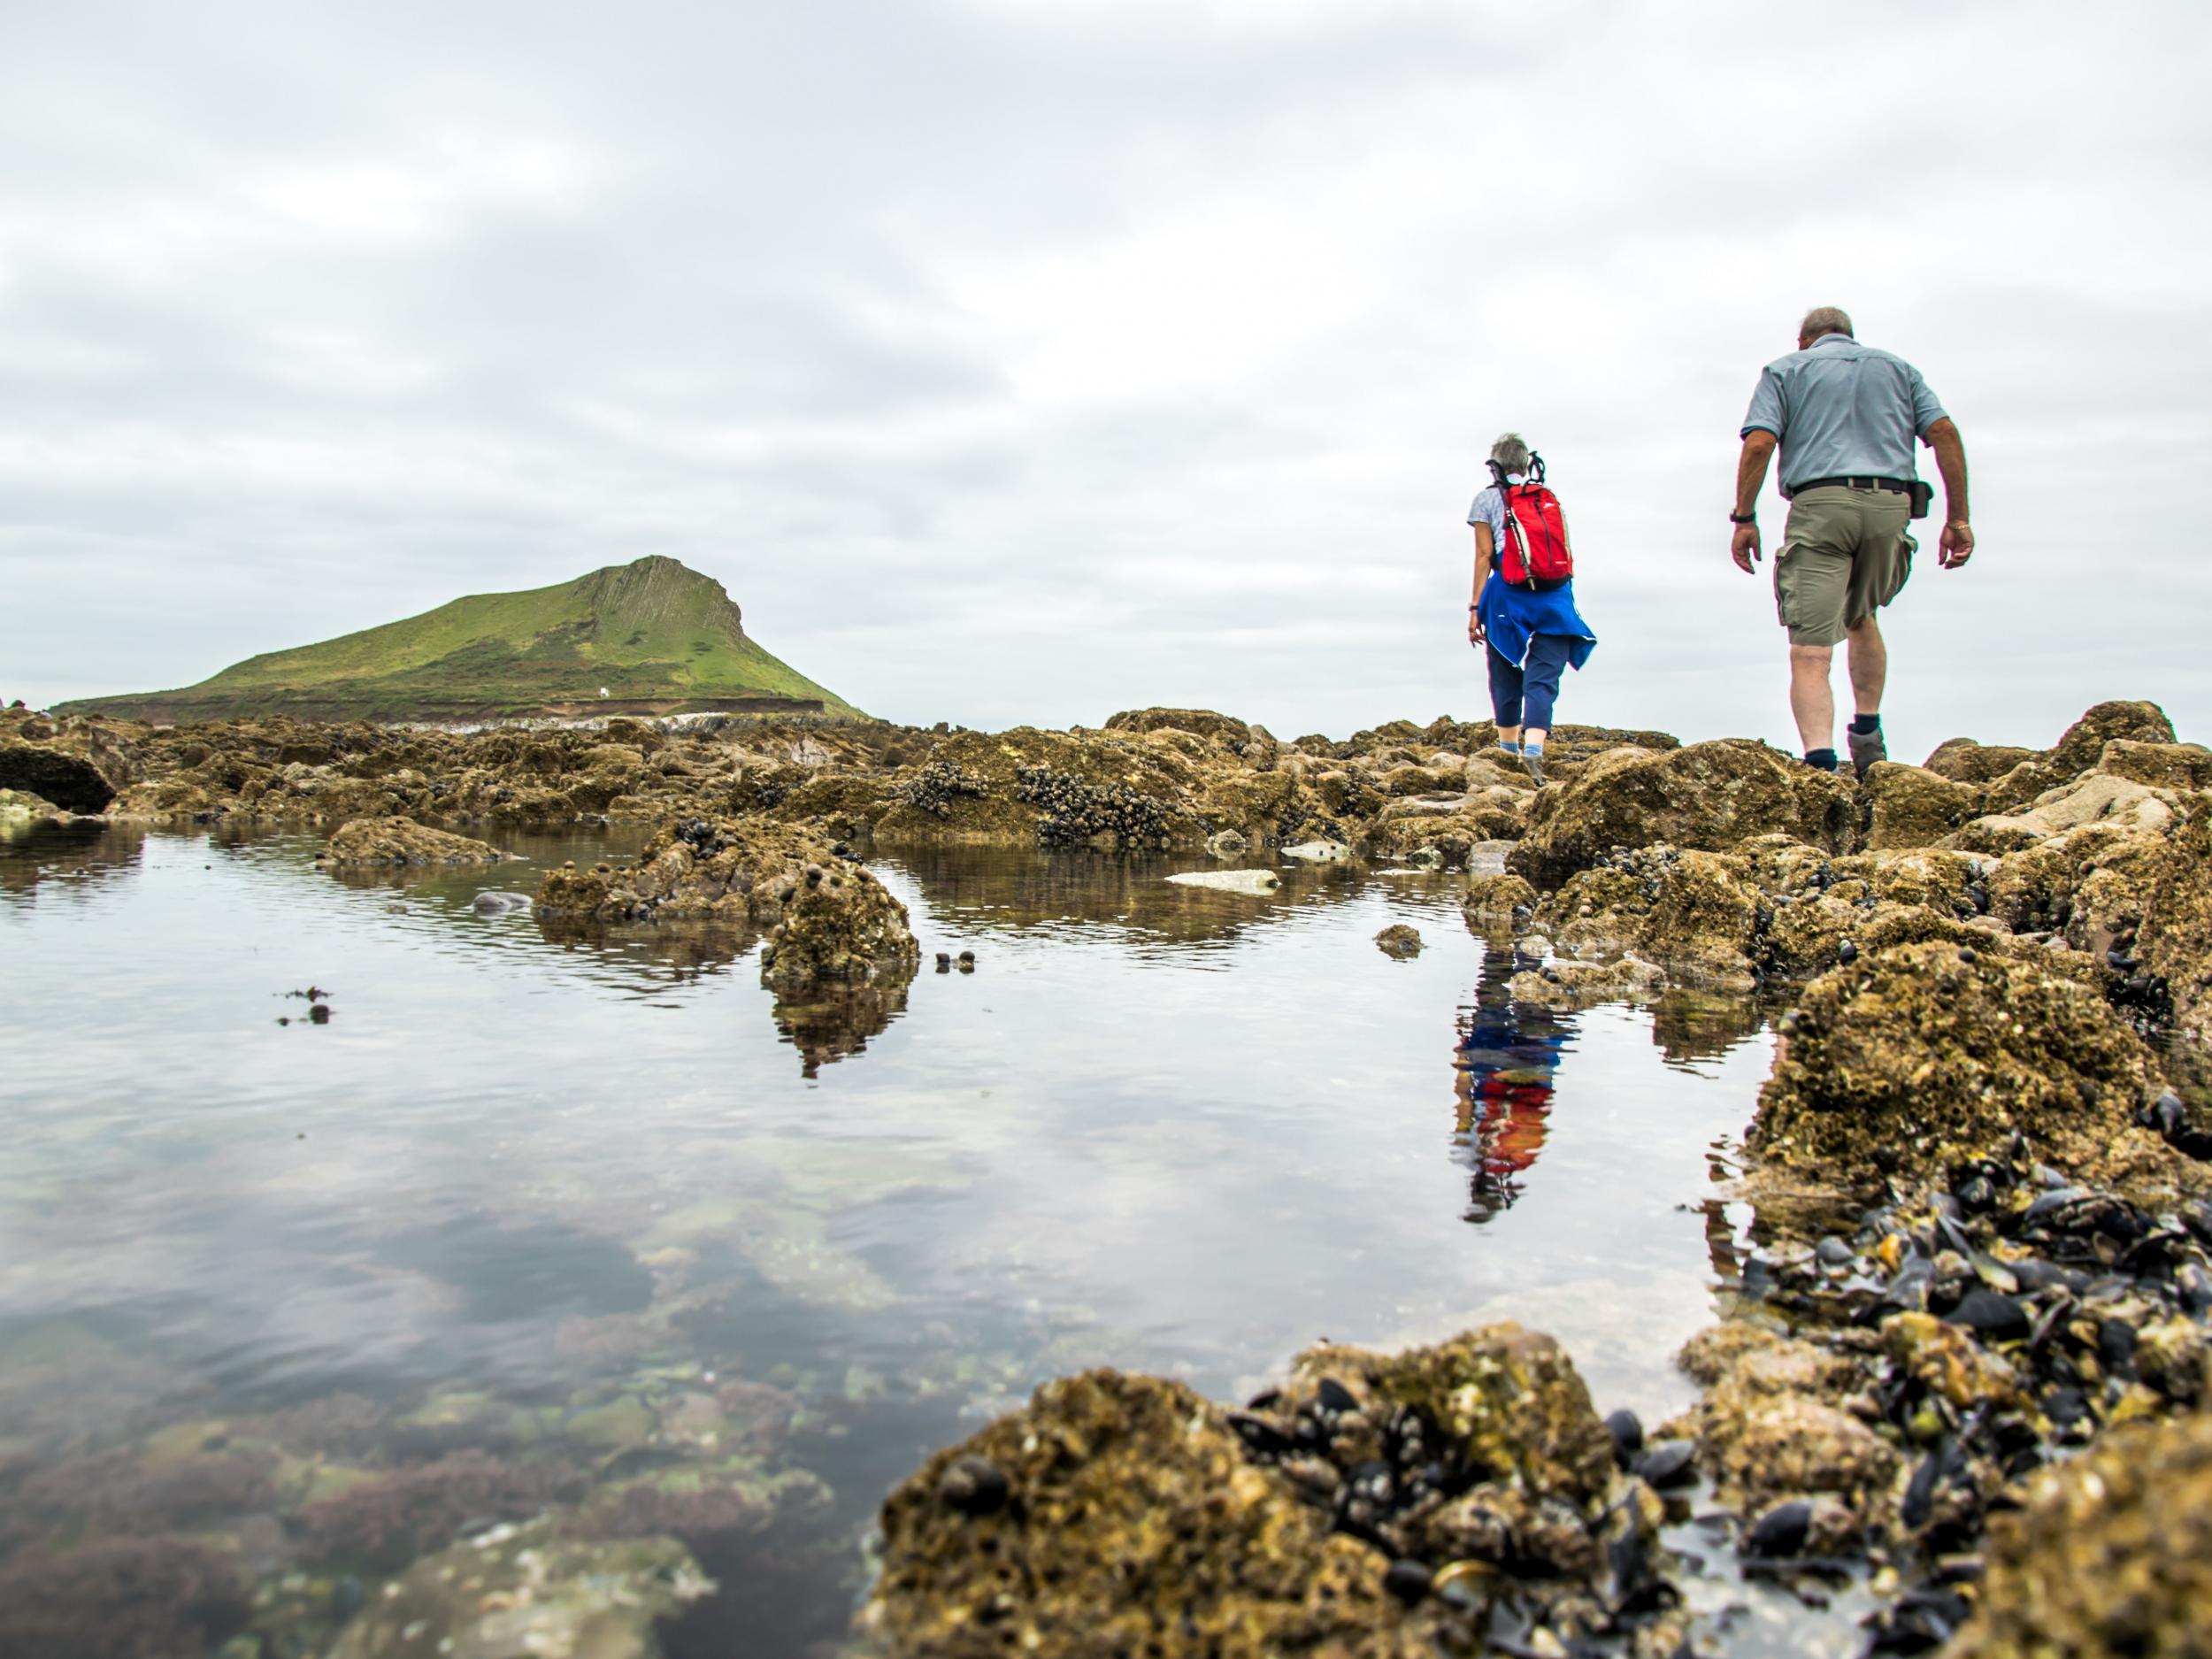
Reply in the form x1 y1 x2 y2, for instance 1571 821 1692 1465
938 1455 1009 1517
1166 869 1280 895
1373 924 1424 959
934 952 952 969
308 1004 331 1025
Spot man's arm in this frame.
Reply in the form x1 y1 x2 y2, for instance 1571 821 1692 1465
1731 429 1777 572
1922 416 1974 568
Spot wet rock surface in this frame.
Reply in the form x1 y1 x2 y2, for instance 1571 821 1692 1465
863 1328 1691 1659
1751 939 2173 1192
1508 740 1855 890
319 816 510 866
1947 1414 2212 1659
863 1370 1426 1658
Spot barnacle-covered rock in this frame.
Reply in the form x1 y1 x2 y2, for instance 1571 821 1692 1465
533 816 918 984
1750 941 2167 1191
862 1369 1426 1659
1947 1415 2212 1659
1947 772 2178 854
1861 762 1982 850
2047 698 2177 774
1922 737 2043 785
1665 1325 1893 1521
1530 847 1762 990
1463 872 1539 931
319 817 508 866
2138 792 2212 1044
1508 741 1854 890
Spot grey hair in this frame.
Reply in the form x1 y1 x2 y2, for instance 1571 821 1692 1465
1800 304 1854 342
1488 432 1532 473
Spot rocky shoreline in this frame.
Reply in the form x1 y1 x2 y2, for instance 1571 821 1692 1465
3 695 2208 1656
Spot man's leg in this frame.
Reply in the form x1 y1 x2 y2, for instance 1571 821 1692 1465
1772 488 1854 770
1844 613 1886 715
1790 643 1837 759
1843 613 1889 774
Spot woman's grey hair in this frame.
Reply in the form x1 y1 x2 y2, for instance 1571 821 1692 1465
1488 432 1532 473
1800 304 1854 342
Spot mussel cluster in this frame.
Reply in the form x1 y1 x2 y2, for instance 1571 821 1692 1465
1748 1133 2212 1652
1014 766 1173 850
1223 1379 1684 1653
671 817 730 858
895 760 990 818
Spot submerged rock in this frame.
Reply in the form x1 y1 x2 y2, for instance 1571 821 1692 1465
1167 868 1281 895
319 817 508 867
1373 924 1425 959
326 1517 710 1659
0 1533 250 1659
1949 1414 2212 1659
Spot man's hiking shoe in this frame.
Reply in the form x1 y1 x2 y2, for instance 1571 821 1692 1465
1847 726 1888 779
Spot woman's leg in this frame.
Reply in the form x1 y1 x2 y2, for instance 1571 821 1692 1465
1517 634 1575 748
1487 645 1525 746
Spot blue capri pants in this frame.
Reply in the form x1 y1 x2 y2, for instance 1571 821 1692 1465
1486 634 1576 731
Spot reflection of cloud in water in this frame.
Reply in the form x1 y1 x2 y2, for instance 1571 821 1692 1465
885 843 1379 951
1453 948 1577 1224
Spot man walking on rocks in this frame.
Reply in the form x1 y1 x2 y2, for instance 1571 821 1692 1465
1729 306 1974 776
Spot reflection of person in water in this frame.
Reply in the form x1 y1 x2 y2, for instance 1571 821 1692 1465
1453 948 1578 1222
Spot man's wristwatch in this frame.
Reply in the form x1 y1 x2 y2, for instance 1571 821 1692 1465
1728 511 1757 525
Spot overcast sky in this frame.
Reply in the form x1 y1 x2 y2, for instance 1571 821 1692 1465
4 0 2208 759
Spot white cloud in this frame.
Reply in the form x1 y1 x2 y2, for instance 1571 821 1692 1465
0 0 2208 764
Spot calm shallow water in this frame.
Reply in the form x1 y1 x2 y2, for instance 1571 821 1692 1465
0 819 1778 1655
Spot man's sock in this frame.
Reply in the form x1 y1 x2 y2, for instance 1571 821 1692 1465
1497 738 1521 756
1847 713 1881 736
1804 749 1839 772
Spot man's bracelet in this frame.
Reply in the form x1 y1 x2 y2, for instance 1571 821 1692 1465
1728 511 1757 526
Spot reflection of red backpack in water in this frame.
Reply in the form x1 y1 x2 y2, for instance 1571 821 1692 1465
1488 453 1573 590
1471 1075 1552 1180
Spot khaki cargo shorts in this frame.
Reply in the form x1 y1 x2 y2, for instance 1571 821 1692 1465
1774 485 1915 648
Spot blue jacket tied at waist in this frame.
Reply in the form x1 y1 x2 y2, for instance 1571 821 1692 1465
1477 577 1596 672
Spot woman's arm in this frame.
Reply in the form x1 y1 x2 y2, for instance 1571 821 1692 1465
1470 524 1494 645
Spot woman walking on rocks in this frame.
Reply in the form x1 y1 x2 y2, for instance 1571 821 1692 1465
1467 433 1598 785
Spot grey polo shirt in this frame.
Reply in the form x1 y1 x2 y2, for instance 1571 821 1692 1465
1741 334 1947 495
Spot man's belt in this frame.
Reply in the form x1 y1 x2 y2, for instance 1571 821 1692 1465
1785 475 1914 499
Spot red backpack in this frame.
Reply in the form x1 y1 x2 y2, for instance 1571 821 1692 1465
1489 454 1573 588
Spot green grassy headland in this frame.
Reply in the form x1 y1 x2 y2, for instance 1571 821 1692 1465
59 556 864 724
